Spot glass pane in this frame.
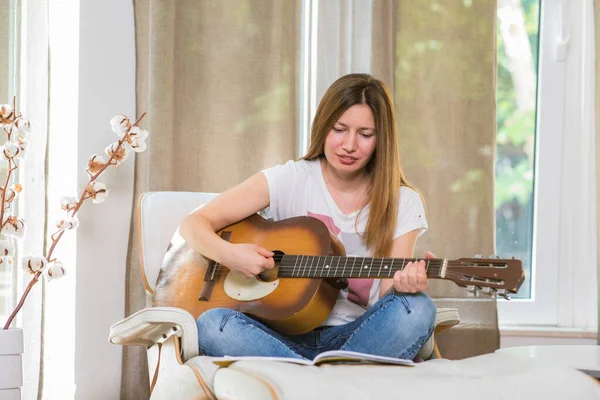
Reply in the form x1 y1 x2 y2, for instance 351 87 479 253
495 0 540 299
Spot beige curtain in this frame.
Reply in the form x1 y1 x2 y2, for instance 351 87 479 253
373 0 498 358
123 1 300 398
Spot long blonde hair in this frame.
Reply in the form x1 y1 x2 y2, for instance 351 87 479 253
302 74 419 257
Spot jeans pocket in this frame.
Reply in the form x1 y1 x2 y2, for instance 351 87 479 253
218 310 238 331
396 293 412 314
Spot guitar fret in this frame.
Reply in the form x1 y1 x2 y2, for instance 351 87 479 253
292 255 300 277
334 256 341 277
368 257 374 277
325 256 330 278
358 257 364 277
342 257 348 277
377 258 384 277
302 256 310 277
350 257 357 278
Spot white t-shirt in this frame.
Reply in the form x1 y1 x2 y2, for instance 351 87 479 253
261 159 428 326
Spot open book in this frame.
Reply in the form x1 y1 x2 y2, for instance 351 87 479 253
212 350 414 367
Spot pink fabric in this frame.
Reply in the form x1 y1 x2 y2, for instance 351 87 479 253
347 279 374 307
307 211 341 236
306 211 374 307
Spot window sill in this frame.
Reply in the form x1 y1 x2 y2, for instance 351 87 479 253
500 325 597 339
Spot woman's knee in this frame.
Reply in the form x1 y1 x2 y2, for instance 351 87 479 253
196 308 234 337
392 291 436 332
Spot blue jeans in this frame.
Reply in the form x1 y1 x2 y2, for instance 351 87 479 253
196 291 436 360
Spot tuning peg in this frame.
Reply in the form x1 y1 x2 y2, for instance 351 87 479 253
473 254 483 258
481 287 492 295
497 289 511 301
466 285 481 296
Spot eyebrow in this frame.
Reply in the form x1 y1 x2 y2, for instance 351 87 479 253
335 122 375 131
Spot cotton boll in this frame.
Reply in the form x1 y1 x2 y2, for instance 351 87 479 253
14 139 29 158
86 181 109 204
22 255 47 274
86 154 107 176
104 142 129 165
44 262 67 281
60 196 79 211
128 127 149 152
12 117 31 135
1 141 19 159
110 114 131 136
0 104 13 119
2 216 26 238
56 217 79 231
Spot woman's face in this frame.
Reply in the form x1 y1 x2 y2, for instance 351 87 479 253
324 104 377 178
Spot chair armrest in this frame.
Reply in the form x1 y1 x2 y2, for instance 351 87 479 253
434 307 460 334
108 307 199 361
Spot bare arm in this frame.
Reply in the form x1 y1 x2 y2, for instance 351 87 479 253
379 229 429 297
179 172 274 277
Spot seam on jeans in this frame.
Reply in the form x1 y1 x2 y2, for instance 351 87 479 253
340 294 398 350
398 326 434 360
318 332 351 349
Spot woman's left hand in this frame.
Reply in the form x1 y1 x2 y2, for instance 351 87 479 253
392 251 435 293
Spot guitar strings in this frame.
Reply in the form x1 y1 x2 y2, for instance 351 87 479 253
204 263 471 282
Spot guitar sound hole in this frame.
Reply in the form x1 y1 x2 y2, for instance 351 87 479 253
258 250 284 282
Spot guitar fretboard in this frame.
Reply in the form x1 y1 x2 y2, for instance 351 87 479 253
277 255 447 279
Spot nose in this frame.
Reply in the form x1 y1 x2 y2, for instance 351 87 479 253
342 132 357 153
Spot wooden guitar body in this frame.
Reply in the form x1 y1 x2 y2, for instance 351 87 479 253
153 214 347 335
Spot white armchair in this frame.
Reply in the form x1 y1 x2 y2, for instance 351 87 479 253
109 192 600 400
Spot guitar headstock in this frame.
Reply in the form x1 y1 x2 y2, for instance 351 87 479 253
445 256 525 300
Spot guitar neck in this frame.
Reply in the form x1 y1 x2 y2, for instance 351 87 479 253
278 255 448 279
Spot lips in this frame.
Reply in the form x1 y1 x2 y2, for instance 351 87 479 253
337 154 358 165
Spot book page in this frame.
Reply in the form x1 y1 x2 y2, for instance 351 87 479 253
312 350 414 366
212 351 414 367
212 356 313 367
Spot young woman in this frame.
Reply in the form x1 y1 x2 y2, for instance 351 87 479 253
180 73 436 361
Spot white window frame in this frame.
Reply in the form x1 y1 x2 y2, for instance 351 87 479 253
497 0 597 333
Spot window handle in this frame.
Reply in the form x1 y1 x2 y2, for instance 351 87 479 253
556 0 570 61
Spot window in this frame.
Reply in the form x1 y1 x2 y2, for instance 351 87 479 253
497 0 597 330
495 0 540 300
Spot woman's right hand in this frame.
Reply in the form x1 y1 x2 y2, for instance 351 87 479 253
222 243 275 278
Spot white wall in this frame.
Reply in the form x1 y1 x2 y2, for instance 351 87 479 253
75 1 135 399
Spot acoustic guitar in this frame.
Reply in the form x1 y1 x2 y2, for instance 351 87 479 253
153 214 525 335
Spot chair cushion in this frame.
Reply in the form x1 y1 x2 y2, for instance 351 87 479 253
210 352 600 400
